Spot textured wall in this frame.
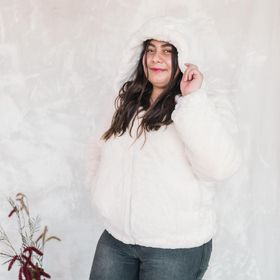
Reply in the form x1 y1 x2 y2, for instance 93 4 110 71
0 0 279 279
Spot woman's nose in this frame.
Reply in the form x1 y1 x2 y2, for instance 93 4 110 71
152 51 163 63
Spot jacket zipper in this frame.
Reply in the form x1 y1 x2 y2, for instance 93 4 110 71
128 144 136 244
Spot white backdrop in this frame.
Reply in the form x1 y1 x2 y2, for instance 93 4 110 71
0 0 279 279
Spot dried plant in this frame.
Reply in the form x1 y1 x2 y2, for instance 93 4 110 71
0 193 61 280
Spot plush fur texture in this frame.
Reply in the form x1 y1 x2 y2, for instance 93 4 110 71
88 16 243 249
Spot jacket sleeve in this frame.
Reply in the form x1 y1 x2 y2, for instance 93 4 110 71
171 88 243 182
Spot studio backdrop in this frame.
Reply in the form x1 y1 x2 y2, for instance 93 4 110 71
0 0 279 279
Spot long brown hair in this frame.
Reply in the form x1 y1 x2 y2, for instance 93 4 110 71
101 39 183 144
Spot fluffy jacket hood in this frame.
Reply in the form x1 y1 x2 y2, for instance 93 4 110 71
113 15 221 93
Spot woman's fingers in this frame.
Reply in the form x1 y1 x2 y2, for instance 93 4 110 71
188 69 200 81
183 64 199 81
188 70 194 81
181 63 204 95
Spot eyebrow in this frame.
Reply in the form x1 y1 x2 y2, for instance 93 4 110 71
148 42 173 48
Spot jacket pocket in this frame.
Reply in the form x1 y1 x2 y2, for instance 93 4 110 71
196 239 212 279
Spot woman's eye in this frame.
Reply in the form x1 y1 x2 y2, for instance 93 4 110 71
146 49 172 54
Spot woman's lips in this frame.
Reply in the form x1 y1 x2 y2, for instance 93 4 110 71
150 68 166 72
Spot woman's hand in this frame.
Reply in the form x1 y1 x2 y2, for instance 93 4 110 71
180 63 204 96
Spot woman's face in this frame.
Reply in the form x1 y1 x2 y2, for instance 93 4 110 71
142 39 179 90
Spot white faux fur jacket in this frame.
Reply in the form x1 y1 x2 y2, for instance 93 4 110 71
86 16 243 249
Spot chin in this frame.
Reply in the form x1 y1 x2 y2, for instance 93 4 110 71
150 80 168 87
150 76 170 84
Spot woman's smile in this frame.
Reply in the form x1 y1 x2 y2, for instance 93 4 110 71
150 67 167 73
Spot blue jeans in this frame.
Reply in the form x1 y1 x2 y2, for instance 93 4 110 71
89 229 212 280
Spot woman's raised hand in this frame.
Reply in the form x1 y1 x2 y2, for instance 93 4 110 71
180 63 204 96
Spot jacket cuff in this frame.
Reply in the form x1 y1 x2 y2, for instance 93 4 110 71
173 88 208 117
175 87 207 102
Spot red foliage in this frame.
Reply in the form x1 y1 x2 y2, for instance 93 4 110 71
7 246 51 280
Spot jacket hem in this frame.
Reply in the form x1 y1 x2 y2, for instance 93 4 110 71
103 221 216 249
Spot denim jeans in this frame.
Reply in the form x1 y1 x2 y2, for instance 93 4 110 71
89 229 212 280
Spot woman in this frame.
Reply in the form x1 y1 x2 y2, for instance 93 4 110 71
87 16 242 280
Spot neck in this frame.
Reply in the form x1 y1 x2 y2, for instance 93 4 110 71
150 87 164 105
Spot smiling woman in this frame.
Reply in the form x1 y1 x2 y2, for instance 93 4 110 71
88 15 242 280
